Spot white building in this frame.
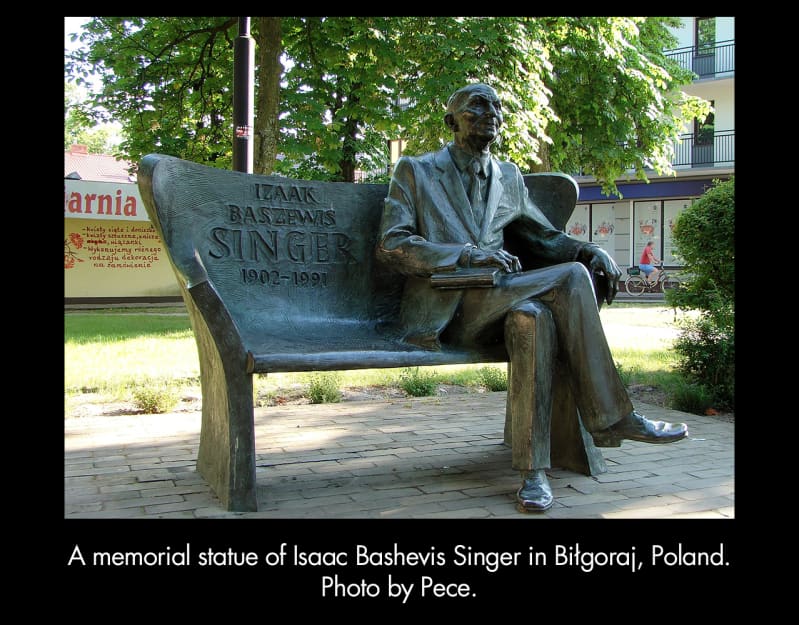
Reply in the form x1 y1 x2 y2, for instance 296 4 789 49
569 16 734 272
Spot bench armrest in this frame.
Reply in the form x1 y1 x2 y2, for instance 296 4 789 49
138 154 211 288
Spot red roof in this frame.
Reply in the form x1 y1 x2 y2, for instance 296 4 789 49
64 145 136 183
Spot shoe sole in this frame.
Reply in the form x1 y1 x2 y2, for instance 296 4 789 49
592 430 688 447
515 488 553 512
516 501 552 514
516 500 553 513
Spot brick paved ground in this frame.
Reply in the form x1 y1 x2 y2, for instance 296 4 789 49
64 392 733 519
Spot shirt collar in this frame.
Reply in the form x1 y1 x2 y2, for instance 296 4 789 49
448 143 490 175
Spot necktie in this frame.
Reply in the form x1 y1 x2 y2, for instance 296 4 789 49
469 159 486 227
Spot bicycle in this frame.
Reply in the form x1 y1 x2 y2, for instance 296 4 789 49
624 262 680 296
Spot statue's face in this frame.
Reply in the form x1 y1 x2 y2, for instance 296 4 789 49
450 87 504 148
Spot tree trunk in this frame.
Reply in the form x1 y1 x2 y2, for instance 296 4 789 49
337 82 362 183
253 17 282 175
339 117 359 183
527 141 552 173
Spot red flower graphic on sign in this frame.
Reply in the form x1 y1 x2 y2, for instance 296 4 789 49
65 232 85 269
639 219 656 236
594 222 614 236
568 222 587 236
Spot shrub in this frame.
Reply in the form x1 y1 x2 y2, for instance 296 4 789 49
307 373 342 404
668 177 735 410
673 306 734 410
668 177 734 312
399 367 438 397
669 380 716 416
477 366 508 391
131 380 181 413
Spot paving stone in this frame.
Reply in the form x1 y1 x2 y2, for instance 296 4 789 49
67 490 142 505
67 507 146 518
419 507 493 518
545 502 624 518
672 485 734 501
144 500 204 515
64 465 132 478
64 485 100 497
100 481 175 494
64 502 103 514
349 487 423 502
63 396 733 519
554 492 630 508
396 491 466 506
103 494 186 510
593 470 653 483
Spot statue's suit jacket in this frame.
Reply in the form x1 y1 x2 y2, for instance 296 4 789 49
377 145 591 348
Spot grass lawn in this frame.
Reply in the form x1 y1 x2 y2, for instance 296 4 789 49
65 302 699 414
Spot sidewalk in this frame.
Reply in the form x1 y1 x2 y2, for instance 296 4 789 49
64 392 734 519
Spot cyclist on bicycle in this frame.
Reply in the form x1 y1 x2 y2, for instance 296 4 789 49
639 241 660 284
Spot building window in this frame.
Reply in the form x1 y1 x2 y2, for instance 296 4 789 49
696 17 716 53
693 17 717 77
695 102 715 146
566 202 618 263
633 199 693 267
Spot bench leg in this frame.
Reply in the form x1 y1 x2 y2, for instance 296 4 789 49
187 284 258 512
196 365 258 512
503 305 606 476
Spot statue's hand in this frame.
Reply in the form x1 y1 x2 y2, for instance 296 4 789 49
584 246 621 305
470 248 522 273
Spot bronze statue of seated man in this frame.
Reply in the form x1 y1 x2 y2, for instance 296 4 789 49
376 82 687 512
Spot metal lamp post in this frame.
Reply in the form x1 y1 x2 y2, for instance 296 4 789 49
233 17 254 173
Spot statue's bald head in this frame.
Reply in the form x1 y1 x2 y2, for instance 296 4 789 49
444 83 503 152
445 83 500 116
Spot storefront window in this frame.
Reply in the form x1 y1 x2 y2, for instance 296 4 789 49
633 199 692 266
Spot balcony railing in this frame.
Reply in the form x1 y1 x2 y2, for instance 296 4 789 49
568 129 735 177
665 40 735 78
671 129 734 168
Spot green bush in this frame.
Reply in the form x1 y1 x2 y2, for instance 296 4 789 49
307 373 342 404
669 380 716 416
673 306 734 410
668 177 734 312
131 380 181 413
477 366 508 391
668 178 734 411
399 367 438 397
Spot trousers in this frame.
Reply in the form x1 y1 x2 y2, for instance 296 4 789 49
442 261 633 470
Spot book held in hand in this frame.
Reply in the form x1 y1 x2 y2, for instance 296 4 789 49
430 267 500 289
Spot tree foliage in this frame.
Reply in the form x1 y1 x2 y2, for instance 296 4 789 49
535 17 711 195
64 81 122 153
65 16 710 191
66 17 238 171
277 17 404 181
389 18 554 166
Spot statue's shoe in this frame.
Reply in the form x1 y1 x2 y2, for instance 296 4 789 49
516 470 553 512
592 411 688 447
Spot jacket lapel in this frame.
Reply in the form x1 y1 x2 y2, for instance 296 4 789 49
434 148 481 241
479 157 504 242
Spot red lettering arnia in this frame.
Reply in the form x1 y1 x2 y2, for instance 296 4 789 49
64 186 138 217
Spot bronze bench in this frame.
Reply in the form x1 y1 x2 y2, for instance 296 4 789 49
137 154 606 511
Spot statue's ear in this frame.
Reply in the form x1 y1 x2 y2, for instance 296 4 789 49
444 113 457 132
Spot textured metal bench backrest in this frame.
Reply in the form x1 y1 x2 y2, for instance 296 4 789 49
138 153 578 368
